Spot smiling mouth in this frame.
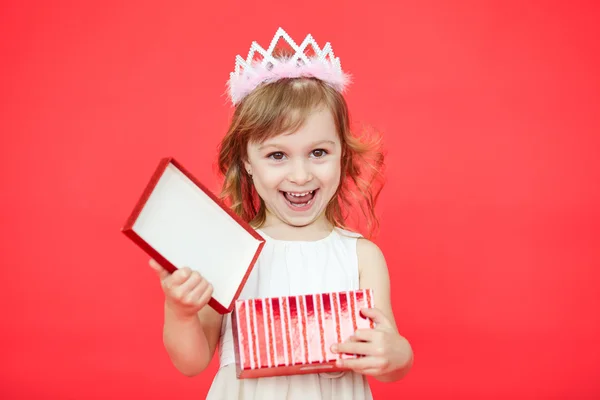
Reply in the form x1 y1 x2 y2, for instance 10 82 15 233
281 189 318 208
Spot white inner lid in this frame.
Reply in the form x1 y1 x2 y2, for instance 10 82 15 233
133 162 263 308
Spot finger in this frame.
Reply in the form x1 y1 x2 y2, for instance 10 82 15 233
345 335 362 343
360 307 391 327
165 267 192 289
183 277 209 304
178 271 204 295
351 329 377 342
351 368 383 377
171 271 203 300
148 259 170 281
333 341 374 356
195 282 214 307
337 355 387 372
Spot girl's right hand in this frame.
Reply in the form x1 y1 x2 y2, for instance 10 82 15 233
149 258 214 319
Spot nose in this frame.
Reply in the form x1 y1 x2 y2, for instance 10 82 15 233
287 159 313 185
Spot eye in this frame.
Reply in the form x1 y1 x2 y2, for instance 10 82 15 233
267 151 286 161
311 149 328 158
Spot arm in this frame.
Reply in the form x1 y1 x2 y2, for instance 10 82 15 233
357 238 413 382
333 238 414 382
163 303 223 376
149 260 223 377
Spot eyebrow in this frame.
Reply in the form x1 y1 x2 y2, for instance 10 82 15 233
258 140 336 151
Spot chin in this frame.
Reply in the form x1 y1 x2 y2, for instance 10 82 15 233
282 214 322 228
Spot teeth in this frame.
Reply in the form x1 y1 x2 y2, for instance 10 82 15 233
287 190 314 197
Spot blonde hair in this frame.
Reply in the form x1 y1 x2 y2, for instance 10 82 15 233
217 76 385 238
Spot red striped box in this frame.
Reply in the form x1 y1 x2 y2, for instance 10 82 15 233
231 289 375 379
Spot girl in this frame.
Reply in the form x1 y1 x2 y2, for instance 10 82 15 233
149 28 414 399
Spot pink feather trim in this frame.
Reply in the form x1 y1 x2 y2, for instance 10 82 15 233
228 57 351 105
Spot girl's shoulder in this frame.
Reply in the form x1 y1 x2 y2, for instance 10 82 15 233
333 227 383 258
332 227 366 254
333 226 364 239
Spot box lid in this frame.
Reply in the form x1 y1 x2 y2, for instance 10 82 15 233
122 157 265 314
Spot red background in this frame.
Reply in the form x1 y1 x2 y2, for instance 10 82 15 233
1 1 599 398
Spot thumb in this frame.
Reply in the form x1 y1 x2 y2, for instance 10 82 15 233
149 258 170 281
360 307 390 327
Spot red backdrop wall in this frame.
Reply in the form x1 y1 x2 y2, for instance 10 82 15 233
1 1 599 398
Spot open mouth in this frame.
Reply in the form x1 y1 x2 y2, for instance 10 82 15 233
281 189 318 209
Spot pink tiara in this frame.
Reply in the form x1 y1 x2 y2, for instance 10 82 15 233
227 28 351 105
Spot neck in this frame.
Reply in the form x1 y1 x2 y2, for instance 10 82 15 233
260 212 334 241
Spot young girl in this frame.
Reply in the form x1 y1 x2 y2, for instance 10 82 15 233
149 28 414 399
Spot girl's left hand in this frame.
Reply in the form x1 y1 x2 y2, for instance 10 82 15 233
331 307 413 377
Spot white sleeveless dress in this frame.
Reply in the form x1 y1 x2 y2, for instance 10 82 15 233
205 227 373 400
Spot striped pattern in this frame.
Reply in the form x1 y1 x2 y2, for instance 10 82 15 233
233 289 374 372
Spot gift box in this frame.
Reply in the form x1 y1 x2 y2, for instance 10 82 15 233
231 289 375 378
121 157 265 314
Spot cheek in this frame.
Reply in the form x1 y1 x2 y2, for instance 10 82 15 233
252 165 286 190
315 160 342 186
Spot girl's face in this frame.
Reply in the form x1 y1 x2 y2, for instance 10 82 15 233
245 107 342 229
